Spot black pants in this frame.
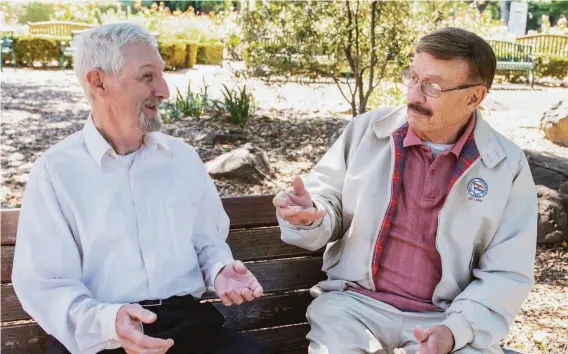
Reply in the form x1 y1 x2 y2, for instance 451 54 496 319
47 296 264 354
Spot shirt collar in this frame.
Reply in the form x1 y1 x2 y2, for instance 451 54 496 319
141 132 173 159
83 115 115 169
83 115 173 169
403 112 477 158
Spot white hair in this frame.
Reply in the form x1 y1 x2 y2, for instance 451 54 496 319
72 22 157 104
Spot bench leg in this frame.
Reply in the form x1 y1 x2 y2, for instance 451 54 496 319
60 41 65 72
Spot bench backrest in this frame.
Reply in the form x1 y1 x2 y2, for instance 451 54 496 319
27 21 95 38
0 195 323 354
517 34 568 57
487 40 533 62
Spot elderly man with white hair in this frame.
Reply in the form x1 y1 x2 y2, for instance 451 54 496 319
12 22 264 354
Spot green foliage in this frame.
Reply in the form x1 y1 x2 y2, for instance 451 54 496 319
214 85 254 128
52 2 120 24
534 54 568 79
17 2 55 24
242 0 428 115
527 0 568 33
197 43 224 65
367 82 405 111
12 35 65 67
162 79 210 121
158 41 187 70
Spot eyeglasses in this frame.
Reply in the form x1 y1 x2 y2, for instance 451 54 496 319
401 69 482 98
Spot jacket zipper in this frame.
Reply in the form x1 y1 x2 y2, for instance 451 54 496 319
368 136 396 291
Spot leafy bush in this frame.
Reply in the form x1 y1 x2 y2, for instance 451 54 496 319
197 43 224 65
12 35 67 68
17 2 55 24
158 40 186 70
162 79 210 121
214 85 255 128
534 54 568 79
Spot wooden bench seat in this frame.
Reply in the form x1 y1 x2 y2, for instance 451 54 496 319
0 195 324 354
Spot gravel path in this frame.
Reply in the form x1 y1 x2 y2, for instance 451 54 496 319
1 65 567 353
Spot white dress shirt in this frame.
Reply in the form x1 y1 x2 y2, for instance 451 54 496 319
12 116 234 354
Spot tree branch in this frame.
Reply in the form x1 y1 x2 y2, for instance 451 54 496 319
364 0 378 113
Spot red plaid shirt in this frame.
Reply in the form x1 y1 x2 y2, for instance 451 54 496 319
354 115 479 312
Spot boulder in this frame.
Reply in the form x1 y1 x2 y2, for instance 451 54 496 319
540 100 568 147
537 185 568 244
205 143 272 183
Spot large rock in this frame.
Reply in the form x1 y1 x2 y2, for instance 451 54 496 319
205 143 272 183
537 185 568 244
540 100 568 147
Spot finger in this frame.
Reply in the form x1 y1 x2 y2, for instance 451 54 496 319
232 260 248 275
219 293 232 306
413 325 430 343
277 206 304 217
122 337 174 354
227 290 244 305
272 193 290 207
240 288 254 301
124 304 157 324
121 324 172 349
252 284 264 297
285 209 324 224
292 176 307 196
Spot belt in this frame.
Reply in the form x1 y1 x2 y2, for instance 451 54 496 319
138 294 198 308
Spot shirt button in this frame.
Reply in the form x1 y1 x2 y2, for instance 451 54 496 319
430 170 435 176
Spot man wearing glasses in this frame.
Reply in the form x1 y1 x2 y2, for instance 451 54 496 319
273 27 537 354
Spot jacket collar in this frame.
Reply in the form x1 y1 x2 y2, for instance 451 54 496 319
372 105 506 168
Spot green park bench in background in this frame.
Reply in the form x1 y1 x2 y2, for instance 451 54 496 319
487 40 535 88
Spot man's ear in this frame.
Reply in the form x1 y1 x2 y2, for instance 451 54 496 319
85 69 108 99
467 86 487 109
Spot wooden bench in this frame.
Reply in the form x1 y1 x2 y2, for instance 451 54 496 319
517 34 568 57
27 21 95 71
27 21 95 38
0 195 324 354
487 40 535 87
0 195 525 353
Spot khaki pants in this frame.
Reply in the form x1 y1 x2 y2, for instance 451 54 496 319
306 291 503 354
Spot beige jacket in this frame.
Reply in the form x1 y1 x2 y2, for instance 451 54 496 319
278 106 537 351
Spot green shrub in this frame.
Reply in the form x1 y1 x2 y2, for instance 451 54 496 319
534 54 568 79
186 42 198 68
214 85 255 128
158 40 186 70
12 35 68 67
161 78 210 122
196 43 224 65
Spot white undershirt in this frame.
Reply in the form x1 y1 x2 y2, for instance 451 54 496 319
424 141 454 158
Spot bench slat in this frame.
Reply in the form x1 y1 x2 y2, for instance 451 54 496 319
1 209 18 245
1 253 325 289
0 323 309 354
249 324 309 353
1 227 319 266
228 227 323 261
1 324 48 354
1 247 13 283
1 196 278 246
1 284 314 330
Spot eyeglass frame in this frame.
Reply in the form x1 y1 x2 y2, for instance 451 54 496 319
400 69 484 98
